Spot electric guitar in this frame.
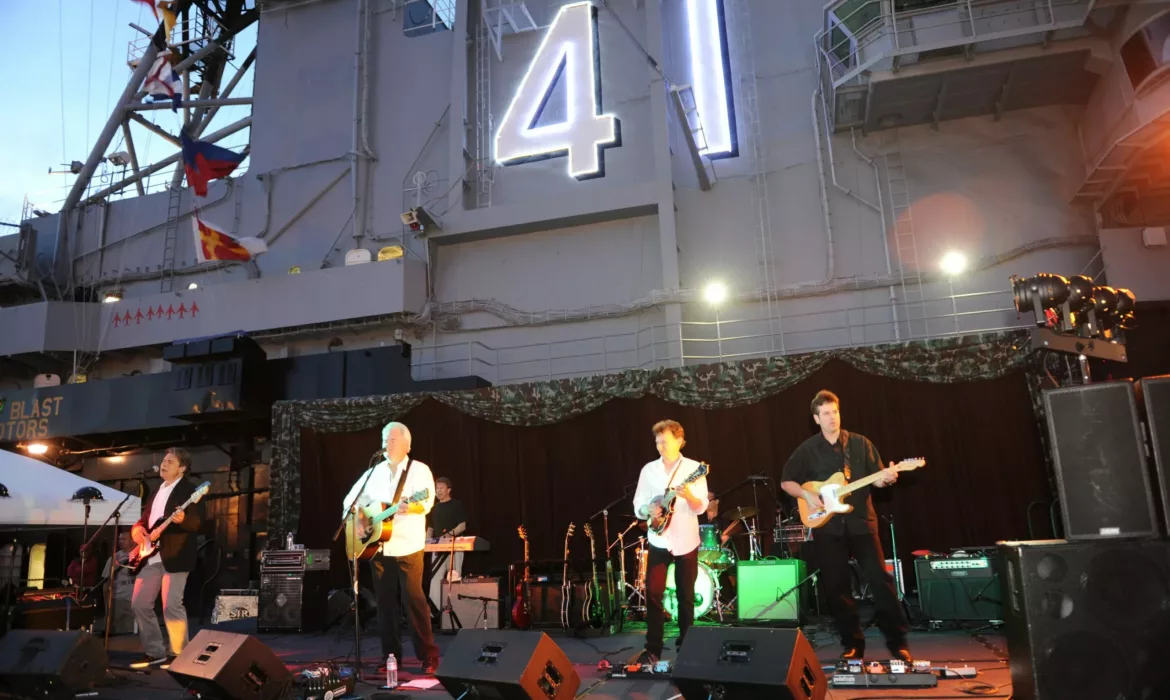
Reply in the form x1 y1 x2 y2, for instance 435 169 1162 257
797 458 925 529
344 488 431 560
648 462 709 534
560 523 575 629
126 481 210 574
582 524 605 628
511 526 532 630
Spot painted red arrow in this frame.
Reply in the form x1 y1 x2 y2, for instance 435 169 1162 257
166 304 175 319
123 311 134 325
156 305 165 317
190 302 199 317
177 303 187 319
113 314 121 328
135 309 144 324
146 307 155 320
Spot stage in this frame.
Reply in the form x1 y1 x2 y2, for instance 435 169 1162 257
97 618 1013 699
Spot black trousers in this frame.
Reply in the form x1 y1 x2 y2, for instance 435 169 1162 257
370 550 439 663
811 528 907 652
645 545 698 656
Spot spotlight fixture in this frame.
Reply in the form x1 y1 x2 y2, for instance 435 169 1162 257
188 282 199 290
1014 272 1137 368
939 251 968 276
24 442 49 456
71 486 104 503
102 289 123 304
0 482 8 498
703 281 728 305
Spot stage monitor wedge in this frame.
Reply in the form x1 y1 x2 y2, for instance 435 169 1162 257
1042 380 1158 539
436 629 580 700
0 630 107 698
167 629 292 700
672 627 826 700
1136 375 1170 534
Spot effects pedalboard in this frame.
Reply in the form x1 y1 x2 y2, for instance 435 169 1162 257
602 658 672 679
829 659 978 689
293 664 355 700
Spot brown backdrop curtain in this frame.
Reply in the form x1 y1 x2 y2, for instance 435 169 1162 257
297 359 1050 587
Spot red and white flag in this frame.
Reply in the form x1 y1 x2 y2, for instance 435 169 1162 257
192 216 268 263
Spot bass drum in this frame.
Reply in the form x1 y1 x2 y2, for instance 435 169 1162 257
663 562 716 620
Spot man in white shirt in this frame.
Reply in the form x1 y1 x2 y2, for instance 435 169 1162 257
341 421 440 674
632 420 708 662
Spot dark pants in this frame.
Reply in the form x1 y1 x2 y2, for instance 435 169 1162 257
371 550 439 664
645 545 698 656
812 529 907 652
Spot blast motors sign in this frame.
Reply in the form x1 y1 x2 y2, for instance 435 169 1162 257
0 396 65 441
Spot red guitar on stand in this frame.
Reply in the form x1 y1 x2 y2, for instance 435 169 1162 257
511 526 532 629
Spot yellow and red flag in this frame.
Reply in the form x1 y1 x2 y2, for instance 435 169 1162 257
192 215 268 263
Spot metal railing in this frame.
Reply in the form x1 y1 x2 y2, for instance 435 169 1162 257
412 288 1029 385
816 0 1095 90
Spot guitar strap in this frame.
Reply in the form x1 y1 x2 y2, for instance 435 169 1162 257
389 457 414 506
840 429 853 482
663 456 685 494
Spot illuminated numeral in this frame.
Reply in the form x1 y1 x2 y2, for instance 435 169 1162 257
495 1 621 180
686 0 737 159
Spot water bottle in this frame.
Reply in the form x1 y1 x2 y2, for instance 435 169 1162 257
386 654 398 689
285 532 295 550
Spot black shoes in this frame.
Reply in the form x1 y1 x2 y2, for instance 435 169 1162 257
888 646 914 664
129 655 166 670
422 656 439 675
839 647 864 661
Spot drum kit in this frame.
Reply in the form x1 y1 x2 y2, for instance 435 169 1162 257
625 505 767 622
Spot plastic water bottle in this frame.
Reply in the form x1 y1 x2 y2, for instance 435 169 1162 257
386 654 398 689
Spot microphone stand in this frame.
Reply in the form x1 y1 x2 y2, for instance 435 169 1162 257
440 529 462 633
332 450 383 680
97 490 133 651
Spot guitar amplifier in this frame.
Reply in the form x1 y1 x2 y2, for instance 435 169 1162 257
441 578 502 630
258 571 327 633
914 556 1003 622
736 559 805 622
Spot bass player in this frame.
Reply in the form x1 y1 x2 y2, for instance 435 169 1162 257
340 421 440 675
779 390 911 663
129 447 203 670
632 419 708 662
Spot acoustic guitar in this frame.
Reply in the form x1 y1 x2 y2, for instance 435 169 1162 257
344 488 430 560
797 458 925 529
511 526 532 630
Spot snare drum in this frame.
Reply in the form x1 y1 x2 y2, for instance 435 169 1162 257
698 524 723 565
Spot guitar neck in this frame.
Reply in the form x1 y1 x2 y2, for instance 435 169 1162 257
836 470 886 497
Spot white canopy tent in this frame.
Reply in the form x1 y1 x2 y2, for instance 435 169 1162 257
0 449 142 528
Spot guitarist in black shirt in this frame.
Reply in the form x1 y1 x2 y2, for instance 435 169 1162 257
128 448 204 669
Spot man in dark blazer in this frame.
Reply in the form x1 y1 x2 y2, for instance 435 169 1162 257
129 447 203 669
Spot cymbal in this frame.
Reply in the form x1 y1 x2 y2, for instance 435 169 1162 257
721 506 758 521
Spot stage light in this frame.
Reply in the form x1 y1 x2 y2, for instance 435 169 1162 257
102 289 123 304
939 250 968 276
1115 288 1136 327
71 486 104 503
0 483 9 498
188 282 198 290
24 442 49 455
703 281 728 305
1011 274 1069 321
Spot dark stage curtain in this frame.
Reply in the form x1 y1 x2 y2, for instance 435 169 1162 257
298 360 1050 588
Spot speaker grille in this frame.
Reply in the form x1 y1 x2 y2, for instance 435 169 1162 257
1043 382 1157 539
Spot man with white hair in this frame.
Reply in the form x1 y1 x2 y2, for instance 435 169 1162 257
341 421 440 674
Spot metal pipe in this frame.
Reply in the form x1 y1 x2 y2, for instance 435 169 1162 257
350 0 365 244
127 112 181 146
265 167 351 245
852 128 900 340
192 48 256 138
128 97 252 112
818 76 880 212
83 117 252 204
810 87 836 283
120 122 147 197
173 41 222 74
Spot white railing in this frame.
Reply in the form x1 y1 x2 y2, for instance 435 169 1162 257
816 0 1095 90
412 289 1029 385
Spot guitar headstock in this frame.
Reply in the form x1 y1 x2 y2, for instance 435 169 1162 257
894 458 925 472
517 525 528 541
407 488 430 503
583 523 593 539
191 482 211 502
565 523 576 540
684 463 709 483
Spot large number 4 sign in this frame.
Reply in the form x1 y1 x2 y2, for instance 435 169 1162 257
495 2 620 180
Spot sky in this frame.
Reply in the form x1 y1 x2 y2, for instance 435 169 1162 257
0 0 256 226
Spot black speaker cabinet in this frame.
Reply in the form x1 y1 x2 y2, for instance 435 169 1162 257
259 571 326 633
1043 381 1159 539
672 627 826 700
1136 375 1170 533
914 557 1003 621
435 629 580 700
1000 539 1170 700
167 629 292 700
0 630 107 699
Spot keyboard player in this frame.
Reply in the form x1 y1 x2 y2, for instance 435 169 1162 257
426 477 469 616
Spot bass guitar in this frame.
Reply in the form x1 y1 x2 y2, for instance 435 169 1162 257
511 526 532 630
559 523 575 629
344 488 431 560
797 458 925 529
125 481 211 574
648 462 709 534
581 523 605 628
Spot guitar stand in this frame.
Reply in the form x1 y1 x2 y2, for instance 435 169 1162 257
440 537 462 634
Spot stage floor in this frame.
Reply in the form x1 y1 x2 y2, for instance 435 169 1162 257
98 618 1013 699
